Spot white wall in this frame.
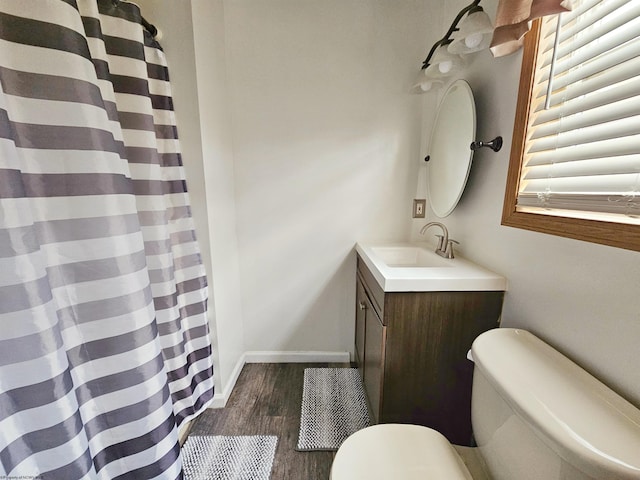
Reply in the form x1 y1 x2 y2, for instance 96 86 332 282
137 0 437 396
414 0 640 407
137 0 246 401
190 0 246 400
138 0 640 410
223 0 435 353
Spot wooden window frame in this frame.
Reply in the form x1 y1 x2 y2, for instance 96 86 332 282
501 19 640 252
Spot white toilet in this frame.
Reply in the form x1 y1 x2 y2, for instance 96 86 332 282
331 328 640 479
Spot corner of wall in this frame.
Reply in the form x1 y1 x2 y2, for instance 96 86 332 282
190 0 246 396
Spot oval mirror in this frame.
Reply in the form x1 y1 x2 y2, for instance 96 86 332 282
427 80 476 217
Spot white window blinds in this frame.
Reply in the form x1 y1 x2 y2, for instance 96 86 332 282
517 0 640 224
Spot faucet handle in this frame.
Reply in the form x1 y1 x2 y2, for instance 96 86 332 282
444 239 460 259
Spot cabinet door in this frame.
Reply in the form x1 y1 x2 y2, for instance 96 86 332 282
363 300 385 424
382 290 504 444
355 279 367 379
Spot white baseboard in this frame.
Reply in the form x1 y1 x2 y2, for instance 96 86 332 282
206 350 351 409
244 350 351 363
209 352 246 409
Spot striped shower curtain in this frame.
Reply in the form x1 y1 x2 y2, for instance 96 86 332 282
0 1 214 478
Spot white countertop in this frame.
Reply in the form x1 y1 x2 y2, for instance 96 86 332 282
356 241 507 292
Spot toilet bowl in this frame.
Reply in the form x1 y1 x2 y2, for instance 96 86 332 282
330 423 476 479
330 328 640 480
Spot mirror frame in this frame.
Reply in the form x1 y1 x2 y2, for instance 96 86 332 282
427 79 476 217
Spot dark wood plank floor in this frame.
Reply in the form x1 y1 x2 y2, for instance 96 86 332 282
188 362 351 480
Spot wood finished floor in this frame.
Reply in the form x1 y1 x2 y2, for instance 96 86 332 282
188 362 352 480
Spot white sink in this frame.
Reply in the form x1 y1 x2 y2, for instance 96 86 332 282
356 242 506 292
369 245 452 268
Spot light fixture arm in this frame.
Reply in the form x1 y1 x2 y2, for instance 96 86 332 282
421 0 483 70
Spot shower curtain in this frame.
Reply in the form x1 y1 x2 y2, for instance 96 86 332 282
0 1 214 478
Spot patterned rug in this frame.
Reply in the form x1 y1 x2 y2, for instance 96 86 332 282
182 435 278 480
296 368 371 451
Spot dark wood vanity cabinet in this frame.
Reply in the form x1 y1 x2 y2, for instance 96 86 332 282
355 255 504 446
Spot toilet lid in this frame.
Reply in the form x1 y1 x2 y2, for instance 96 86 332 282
331 424 474 480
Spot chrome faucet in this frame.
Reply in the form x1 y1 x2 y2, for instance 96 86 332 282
419 222 459 259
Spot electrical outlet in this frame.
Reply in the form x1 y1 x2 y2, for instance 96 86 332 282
413 199 426 218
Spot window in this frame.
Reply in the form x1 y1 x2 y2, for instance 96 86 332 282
502 0 640 251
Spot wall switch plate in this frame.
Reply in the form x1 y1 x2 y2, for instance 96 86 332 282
413 199 426 218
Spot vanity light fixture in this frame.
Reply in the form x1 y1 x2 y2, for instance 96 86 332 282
448 9 494 55
430 45 467 74
413 76 445 93
411 64 447 93
412 0 493 94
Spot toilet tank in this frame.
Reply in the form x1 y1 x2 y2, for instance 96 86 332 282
470 329 640 480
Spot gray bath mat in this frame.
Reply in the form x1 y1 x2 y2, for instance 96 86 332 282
296 368 371 451
182 435 277 480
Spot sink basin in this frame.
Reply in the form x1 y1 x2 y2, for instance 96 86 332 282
369 246 452 268
356 242 506 292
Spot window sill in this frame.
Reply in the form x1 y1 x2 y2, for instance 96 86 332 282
501 208 640 252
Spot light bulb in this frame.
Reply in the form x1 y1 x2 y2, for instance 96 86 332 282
420 81 433 92
438 60 453 73
464 32 483 49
